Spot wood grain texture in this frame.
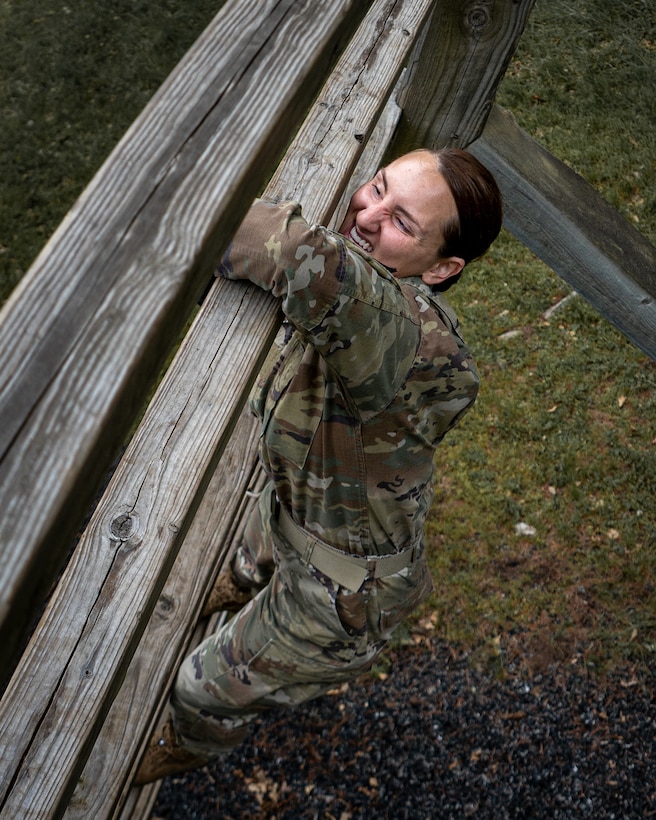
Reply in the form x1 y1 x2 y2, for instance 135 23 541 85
0 280 280 817
0 1 433 817
266 0 434 222
393 0 535 151
470 105 656 361
0 0 371 691
71 1 433 813
68 405 264 819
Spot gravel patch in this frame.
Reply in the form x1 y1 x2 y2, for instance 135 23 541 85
152 637 655 819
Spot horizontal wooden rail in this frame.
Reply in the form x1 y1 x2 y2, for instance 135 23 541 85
0 0 373 690
470 105 656 362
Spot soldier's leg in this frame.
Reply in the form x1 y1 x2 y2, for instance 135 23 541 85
202 484 277 616
171 534 385 758
135 542 433 782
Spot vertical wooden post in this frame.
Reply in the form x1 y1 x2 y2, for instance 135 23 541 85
393 0 535 151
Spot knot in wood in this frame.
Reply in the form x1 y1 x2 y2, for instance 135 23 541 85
157 594 175 615
467 5 490 34
110 512 136 540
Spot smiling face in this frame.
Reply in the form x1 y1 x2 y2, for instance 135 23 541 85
338 150 465 286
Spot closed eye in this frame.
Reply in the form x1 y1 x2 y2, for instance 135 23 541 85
394 214 411 234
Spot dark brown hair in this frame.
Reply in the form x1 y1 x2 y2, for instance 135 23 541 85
425 148 503 290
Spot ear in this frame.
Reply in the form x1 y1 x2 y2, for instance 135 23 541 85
421 256 465 287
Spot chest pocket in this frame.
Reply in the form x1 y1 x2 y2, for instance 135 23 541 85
261 333 325 469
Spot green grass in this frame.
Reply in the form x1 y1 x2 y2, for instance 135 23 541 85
424 0 656 675
498 0 656 235
0 0 222 299
1 0 655 677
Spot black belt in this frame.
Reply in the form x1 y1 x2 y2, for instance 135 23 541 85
275 501 419 592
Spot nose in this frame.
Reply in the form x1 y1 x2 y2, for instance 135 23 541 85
357 201 384 232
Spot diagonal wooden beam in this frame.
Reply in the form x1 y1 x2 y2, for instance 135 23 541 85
0 0 371 692
0 2 434 816
470 105 656 361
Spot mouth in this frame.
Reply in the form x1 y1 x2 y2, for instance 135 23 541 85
347 225 374 254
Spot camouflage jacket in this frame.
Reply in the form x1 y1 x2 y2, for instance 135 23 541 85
219 200 479 558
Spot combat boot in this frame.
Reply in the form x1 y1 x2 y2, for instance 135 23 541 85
201 568 254 617
134 717 209 785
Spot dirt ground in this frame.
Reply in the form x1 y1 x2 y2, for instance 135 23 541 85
151 635 655 819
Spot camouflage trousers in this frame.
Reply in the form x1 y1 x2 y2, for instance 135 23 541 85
171 482 433 759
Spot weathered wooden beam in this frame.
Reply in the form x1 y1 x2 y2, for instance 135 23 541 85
393 0 535 151
0 0 372 691
0 2 433 816
72 4 431 813
469 105 656 361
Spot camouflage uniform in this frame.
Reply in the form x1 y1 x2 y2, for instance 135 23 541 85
171 200 479 758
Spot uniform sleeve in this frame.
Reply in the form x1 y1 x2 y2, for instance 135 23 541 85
218 199 420 414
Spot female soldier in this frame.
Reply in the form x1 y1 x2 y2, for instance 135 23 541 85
136 148 502 784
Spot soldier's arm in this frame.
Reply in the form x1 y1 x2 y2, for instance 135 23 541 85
219 199 419 411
